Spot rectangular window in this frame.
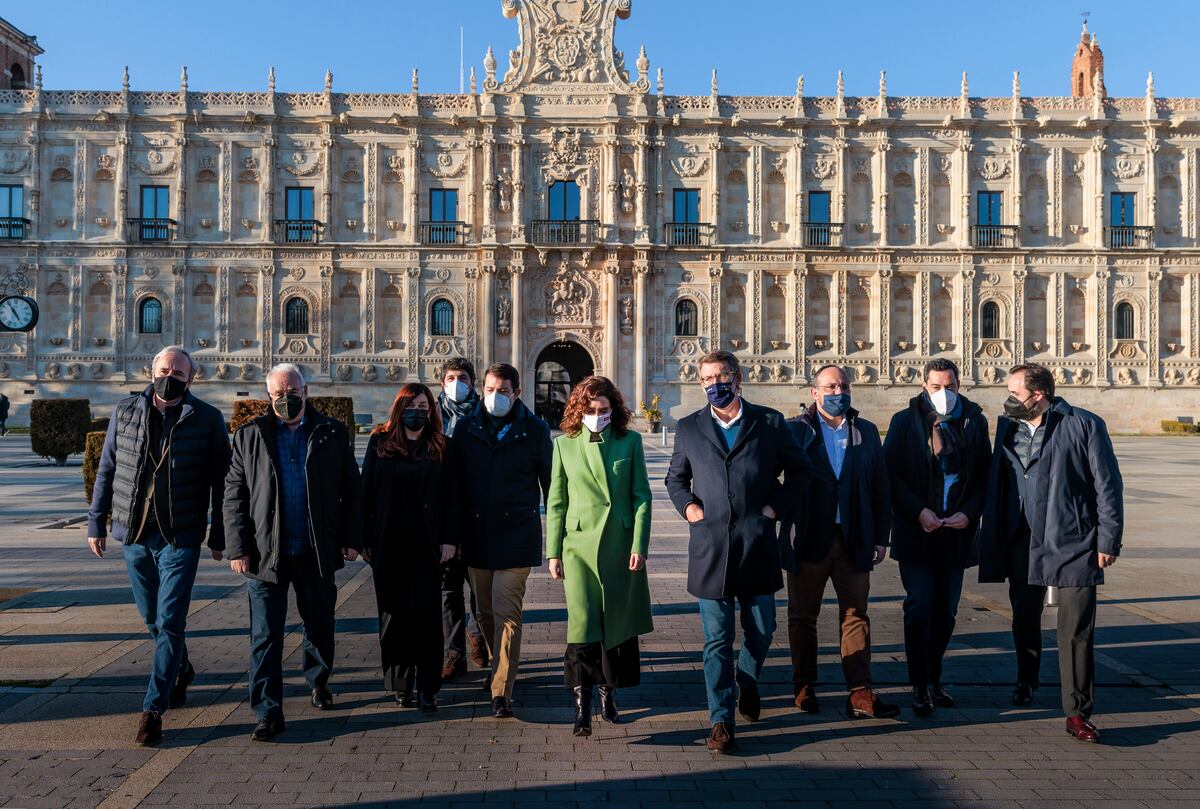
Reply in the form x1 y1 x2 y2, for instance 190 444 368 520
977 191 1002 226
807 191 831 224
673 189 700 224
140 186 169 219
285 187 315 220
1110 192 1135 226
548 181 581 221
429 189 458 222
0 185 23 218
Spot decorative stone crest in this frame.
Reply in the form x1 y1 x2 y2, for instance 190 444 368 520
807 152 837 181
1109 155 1144 180
974 156 1010 180
671 144 709 178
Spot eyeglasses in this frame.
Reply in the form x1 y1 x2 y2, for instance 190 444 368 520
816 383 850 394
699 371 736 387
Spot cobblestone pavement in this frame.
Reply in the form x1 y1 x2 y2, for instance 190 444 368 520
0 433 1198 808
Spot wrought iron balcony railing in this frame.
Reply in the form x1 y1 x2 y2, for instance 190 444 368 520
664 222 715 247
126 218 177 243
420 221 471 245
529 219 601 246
799 222 844 248
971 224 1019 249
273 219 324 244
1105 225 1154 249
0 217 30 240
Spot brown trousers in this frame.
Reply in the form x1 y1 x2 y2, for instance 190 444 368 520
786 531 873 691
468 567 530 700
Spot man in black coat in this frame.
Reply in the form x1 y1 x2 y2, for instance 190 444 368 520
783 364 898 720
665 351 811 754
451 362 552 720
87 346 230 747
224 363 363 742
883 359 990 716
979 364 1123 743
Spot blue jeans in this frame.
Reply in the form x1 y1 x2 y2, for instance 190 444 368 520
123 531 201 714
698 593 776 726
899 561 965 688
246 553 337 721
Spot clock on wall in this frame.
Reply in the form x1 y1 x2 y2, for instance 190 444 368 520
0 295 39 333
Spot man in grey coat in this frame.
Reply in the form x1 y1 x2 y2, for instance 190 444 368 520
979 363 1123 743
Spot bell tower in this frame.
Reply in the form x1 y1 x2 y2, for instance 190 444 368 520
0 15 41 90
1071 17 1106 98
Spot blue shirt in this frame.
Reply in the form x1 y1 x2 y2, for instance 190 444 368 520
711 400 744 452
275 418 310 556
820 417 849 523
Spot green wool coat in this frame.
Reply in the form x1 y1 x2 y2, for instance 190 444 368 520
546 427 653 649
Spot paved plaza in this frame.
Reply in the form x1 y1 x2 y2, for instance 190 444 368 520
0 432 1198 808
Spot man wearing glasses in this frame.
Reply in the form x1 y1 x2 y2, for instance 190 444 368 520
783 365 899 720
665 351 811 754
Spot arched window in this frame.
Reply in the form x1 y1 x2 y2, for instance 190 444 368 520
1115 301 1135 340
431 298 454 336
10 64 25 90
284 297 309 335
981 301 1000 340
674 299 698 337
138 297 162 334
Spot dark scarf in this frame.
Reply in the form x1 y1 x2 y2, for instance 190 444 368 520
438 390 479 434
482 405 516 440
918 392 966 481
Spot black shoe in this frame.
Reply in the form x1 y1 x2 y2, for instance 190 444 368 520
251 716 285 742
930 682 955 708
911 686 934 716
168 662 195 710
311 686 333 711
398 688 418 708
418 692 438 713
597 686 619 724
135 711 162 747
1012 682 1036 707
572 686 593 737
737 680 761 723
491 696 513 719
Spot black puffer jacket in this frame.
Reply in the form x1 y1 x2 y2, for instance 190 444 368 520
86 387 230 549
223 406 363 583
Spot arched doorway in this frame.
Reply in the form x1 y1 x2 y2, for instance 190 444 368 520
534 340 594 427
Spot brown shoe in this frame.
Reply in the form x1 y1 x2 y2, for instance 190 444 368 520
706 721 735 754
847 687 901 719
441 653 467 682
466 631 489 669
1066 716 1099 743
135 711 162 747
794 684 820 714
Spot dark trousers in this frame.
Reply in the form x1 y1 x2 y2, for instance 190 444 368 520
246 553 337 721
787 531 873 691
564 638 641 690
441 556 482 659
1009 580 1097 718
899 560 965 688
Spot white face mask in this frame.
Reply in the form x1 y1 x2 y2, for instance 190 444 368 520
484 391 512 418
444 379 471 403
929 388 958 416
582 412 611 434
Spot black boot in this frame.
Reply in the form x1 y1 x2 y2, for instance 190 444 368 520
572 686 592 737
597 686 619 723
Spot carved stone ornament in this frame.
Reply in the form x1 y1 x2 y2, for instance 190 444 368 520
1110 156 1144 180
807 152 837 181
1164 368 1183 385
545 127 583 180
361 364 379 382
215 363 231 380
336 364 353 382
284 152 323 177
239 363 256 381
544 263 595 324
678 363 698 383
490 0 650 94
497 295 512 335
975 156 1011 180
671 144 709 178
386 365 403 381
427 151 468 179
981 366 1002 384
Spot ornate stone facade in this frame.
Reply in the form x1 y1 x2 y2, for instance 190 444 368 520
0 2 1198 431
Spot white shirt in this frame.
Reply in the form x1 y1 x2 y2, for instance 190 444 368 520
710 398 744 430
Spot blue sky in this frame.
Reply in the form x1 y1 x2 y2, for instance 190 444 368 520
10 0 1200 97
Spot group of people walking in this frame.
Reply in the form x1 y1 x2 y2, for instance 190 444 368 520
86 343 1122 753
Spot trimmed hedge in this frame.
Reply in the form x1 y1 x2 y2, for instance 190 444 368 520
30 398 91 466
90 416 111 434
82 431 107 504
230 397 356 434
1161 419 1200 434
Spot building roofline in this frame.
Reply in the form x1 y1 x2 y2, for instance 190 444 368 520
0 16 44 56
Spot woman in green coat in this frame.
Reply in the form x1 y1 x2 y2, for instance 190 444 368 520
546 375 653 738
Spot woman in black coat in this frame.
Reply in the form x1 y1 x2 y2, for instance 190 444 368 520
363 383 458 711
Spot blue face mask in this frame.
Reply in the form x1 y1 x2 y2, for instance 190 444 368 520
822 392 851 418
705 381 737 409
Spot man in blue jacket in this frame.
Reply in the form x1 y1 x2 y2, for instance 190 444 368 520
665 350 811 753
979 364 1123 743
87 346 230 747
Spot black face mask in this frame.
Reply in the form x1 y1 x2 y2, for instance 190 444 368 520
1003 393 1037 421
402 409 429 431
272 394 305 421
153 374 188 403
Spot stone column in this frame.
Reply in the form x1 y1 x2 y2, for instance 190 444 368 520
634 129 648 243
709 134 721 232
260 265 275 371
792 134 806 243
834 134 848 231
605 127 620 241
407 137 421 244
1054 272 1066 358
750 144 762 241
653 133 666 240
367 142 379 241
749 268 762 354
113 264 128 381
510 262 524 389
957 139 972 248
834 270 846 357
793 266 807 383
604 257 619 376
877 266 893 382
1146 135 1159 239
1094 267 1110 384
321 132 334 231
1011 137 1025 244
1013 267 1027 364
917 147 930 246
27 127 41 239
1091 137 1106 249
1148 267 1161 384
480 262 495 370
116 131 130 235
482 126 496 242
363 267 375 354
511 127 526 242
261 133 276 237
219 140 232 240
466 129 479 238
875 140 890 246
1050 146 1063 240
633 259 649 410
174 126 188 239
960 268 976 381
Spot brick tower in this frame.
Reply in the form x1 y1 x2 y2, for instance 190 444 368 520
1071 20 1106 98
0 16 40 90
